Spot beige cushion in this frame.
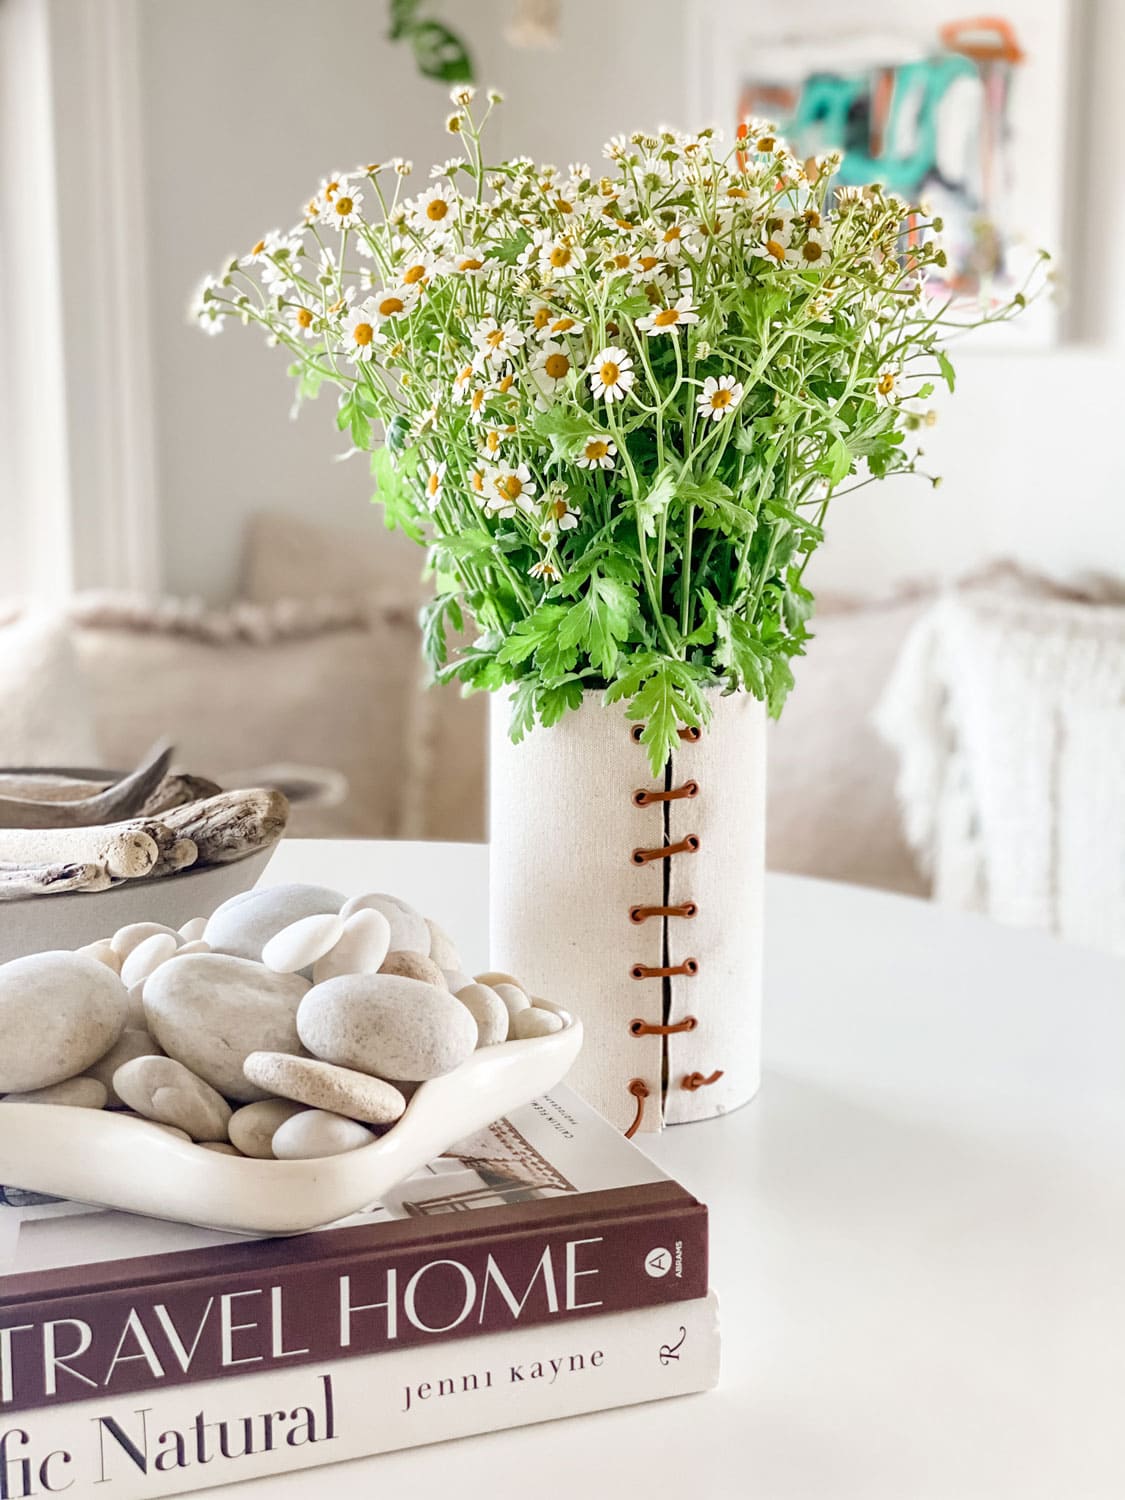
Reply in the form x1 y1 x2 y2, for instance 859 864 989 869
240 511 422 606
0 610 99 769
72 598 421 840
767 596 930 897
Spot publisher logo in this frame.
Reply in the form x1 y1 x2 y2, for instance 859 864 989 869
644 1247 673 1278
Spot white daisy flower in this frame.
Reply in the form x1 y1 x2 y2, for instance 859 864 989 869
450 245 488 276
342 301 381 362
467 387 489 424
637 294 700 337
787 224 832 269
451 363 476 403
696 374 744 421
410 183 458 234
431 156 467 178
874 367 901 406
484 460 537 518
753 214 794 266
287 301 319 340
481 425 512 458
423 461 446 512
468 465 488 507
397 251 443 293
539 492 581 539
368 286 417 326
472 316 525 365
528 342 573 407
538 312 585 343
530 230 584 279
587 346 635 403
528 301 554 336
321 181 364 231
529 558 561 582
576 436 617 470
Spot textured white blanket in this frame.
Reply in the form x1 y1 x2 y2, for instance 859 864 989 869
877 591 1125 956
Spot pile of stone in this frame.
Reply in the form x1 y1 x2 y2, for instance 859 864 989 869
0 884 570 1160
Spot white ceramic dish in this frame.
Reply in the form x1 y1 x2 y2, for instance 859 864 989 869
0 1021 583 1235
0 846 276 966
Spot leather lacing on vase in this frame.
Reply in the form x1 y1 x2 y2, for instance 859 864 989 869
624 723 722 1138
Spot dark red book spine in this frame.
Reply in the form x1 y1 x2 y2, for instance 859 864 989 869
0 1182 707 1414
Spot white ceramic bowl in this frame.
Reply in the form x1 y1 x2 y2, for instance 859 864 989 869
0 1021 583 1235
0 846 277 965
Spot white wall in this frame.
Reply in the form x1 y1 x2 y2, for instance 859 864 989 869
136 0 1125 602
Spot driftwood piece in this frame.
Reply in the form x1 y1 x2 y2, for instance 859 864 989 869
141 773 223 818
0 860 111 900
0 744 173 830
161 789 290 866
151 837 199 877
0 824 161 880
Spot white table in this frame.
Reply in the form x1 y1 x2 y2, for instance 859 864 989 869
235 839 1125 1499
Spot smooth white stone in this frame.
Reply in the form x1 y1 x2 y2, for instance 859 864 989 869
0 952 128 1093
530 995 574 1025
510 1007 565 1040
178 917 208 942
491 982 532 1019
228 1099 306 1159
425 919 463 972
143 954 308 1103
113 1056 231 1142
77 941 122 975
298 973 478 1082
338 893 430 956
120 932 179 989
312 908 392 983
262 913 345 975
475 970 525 993
378 950 448 988
85 1028 164 1107
204 883 345 963
244 1052 406 1126
442 970 473 994
272 1109 375 1161
111 922 179 960
124 981 147 1029
2 1077 108 1109
170 939 211 957
455 983 509 1047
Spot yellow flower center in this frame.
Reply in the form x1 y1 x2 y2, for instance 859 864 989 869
804 209 822 228
325 180 341 199
352 322 374 346
457 364 473 384
727 188 749 201
486 430 501 452
554 198 574 214
497 373 514 393
296 307 313 328
403 264 428 284
877 372 896 396
334 195 354 216
377 296 404 317
653 308 681 327
549 244 573 268
471 390 485 412
756 135 776 153
612 253 632 269
544 353 570 380
471 469 485 493
498 474 523 501
638 255 661 272
801 240 824 263
427 199 450 221
533 307 551 329
710 389 733 410
459 256 484 271
551 317 577 334
550 499 569 521
427 472 441 496
600 361 620 386
251 239 266 256
766 238 786 262
486 328 506 349
585 440 609 461
663 225 681 243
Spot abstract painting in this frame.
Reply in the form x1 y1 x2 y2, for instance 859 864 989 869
692 1 1072 343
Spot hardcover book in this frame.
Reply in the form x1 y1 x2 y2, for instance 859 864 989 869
1 1088 708 1417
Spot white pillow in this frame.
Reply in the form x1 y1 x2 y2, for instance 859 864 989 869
0 611 99 769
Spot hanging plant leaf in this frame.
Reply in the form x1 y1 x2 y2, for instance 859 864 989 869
387 1 475 84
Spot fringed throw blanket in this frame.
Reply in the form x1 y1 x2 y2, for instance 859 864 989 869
876 590 1125 957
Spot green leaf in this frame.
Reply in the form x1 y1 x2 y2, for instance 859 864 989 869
508 679 538 744
633 467 678 539
496 605 570 666
419 591 462 671
558 571 635 677
627 664 707 778
937 350 956 393
819 435 851 485
538 678 585 727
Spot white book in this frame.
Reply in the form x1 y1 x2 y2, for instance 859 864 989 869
0 1295 719 1498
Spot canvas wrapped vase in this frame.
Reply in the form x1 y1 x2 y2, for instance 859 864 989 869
489 690 765 1133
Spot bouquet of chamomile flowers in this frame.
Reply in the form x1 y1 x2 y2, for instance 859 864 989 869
195 86 1041 773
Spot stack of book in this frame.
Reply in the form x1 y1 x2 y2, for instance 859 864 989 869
0 1087 718 1497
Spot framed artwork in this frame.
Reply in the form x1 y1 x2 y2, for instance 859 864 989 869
689 1 1074 345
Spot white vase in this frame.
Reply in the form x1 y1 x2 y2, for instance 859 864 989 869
489 690 766 1133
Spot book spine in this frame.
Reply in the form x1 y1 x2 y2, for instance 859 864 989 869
2 1196 708 1414
0 1296 720 1500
